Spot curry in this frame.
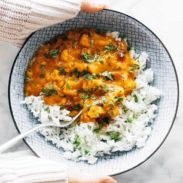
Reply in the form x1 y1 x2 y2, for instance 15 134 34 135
25 29 139 123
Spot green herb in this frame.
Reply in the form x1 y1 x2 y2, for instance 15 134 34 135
133 94 138 103
125 118 132 123
72 68 80 77
102 85 109 91
44 107 50 113
65 82 71 89
81 70 90 76
93 128 101 133
59 67 66 75
80 93 90 102
90 95 96 100
43 53 49 58
128 45 134 51
49 49 59 58
83 73 96 80
84 148 91 155
107 131 121 141
115 96 123 103
122 106 128 113
104 43 118 52
48 115 52 121
81 53 90 62
41 88 57 97
101 71 113 80
103 116 110 124
93 122 103 133
72 104 82 111
40 65 45 78
129 63 139 72
73 135 80 147
109 101 114 110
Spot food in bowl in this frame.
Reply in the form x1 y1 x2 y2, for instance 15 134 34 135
23 29 161 164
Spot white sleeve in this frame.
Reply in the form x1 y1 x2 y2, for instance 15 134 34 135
0 151 68 183
0 0 82 46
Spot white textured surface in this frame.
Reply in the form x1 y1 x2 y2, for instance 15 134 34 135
0 0 183 182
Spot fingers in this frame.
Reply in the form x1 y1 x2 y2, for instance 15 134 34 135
98 176 117 183
69 175 117 183
81 0 108 13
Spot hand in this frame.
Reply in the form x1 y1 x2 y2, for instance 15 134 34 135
69 175 117 183
81 0 109 13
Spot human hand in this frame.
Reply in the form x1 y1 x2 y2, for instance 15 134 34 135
81 0 110 13
69 175 117 183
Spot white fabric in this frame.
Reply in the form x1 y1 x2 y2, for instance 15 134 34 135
0 151 68 183
0 0 82 46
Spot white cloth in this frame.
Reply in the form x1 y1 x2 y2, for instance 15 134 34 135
0 151 68 183
0 0 82 46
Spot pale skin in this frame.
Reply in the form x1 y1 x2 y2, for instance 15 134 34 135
68 1 117 183
81 0 108 13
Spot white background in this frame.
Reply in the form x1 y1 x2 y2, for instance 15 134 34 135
0 0 183 182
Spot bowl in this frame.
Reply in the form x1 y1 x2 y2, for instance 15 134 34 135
9 9 179 176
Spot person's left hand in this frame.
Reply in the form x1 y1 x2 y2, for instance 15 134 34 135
69 175 117 183
81 0 109 13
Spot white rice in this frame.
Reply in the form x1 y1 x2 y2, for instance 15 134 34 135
22 32 161 164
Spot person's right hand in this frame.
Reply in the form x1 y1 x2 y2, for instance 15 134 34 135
81 0 109 13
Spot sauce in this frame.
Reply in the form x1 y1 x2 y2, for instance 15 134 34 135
25 29 139 123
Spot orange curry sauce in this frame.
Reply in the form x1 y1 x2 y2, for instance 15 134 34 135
25 29 139 124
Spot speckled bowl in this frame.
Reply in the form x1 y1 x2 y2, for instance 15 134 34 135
9 9 179 176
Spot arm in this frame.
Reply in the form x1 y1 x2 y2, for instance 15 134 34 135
0 151 68 182
0 0 108 47
0 0 82 46
0 151 116 183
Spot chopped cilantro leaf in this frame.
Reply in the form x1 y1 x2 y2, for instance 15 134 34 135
80 93 90 102
49 49 59 58
59 67 66 75
72 104 82 111
83 73 96 80
129 63 139 72
43 53 49 58
116 96 123 103
65 82 71 89
73 135 80 147
84 149 91 155
72 68 80 77
104 43 118 52
81 53 90 62
133 94 138 103
41 88 57 97
107 131 121 141
125 118 132 123
101 71 113 80
44 107 50 113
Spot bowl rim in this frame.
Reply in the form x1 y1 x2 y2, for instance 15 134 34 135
8 9 179 176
